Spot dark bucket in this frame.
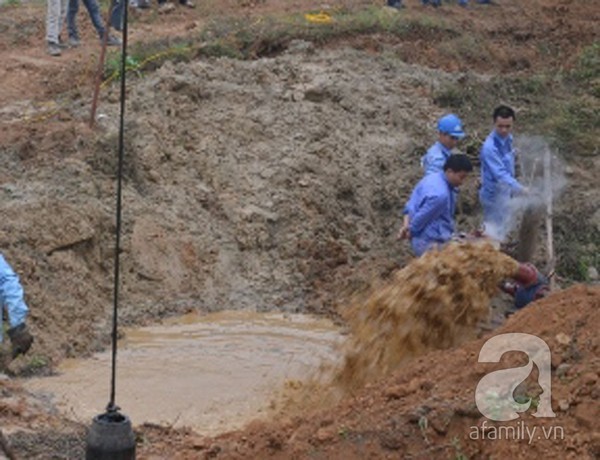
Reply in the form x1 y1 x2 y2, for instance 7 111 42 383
86 412 136 460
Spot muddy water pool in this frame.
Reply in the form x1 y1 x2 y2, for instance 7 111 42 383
23 311 343 435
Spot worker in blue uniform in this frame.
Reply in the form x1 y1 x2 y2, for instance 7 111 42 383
398 154 474 256
479 105 528 238
421 113 466 176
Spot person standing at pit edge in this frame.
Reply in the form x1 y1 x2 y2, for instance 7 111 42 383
67 0 122 48
421 113 466 176
0 254 34 370
397 113 466 239
46 0 68 56
398 154 474 256
479 105 528 238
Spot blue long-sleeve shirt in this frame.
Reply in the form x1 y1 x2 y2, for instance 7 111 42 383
0 254 29 340
479 131 523 205
421 141 452 176
404 172 457 256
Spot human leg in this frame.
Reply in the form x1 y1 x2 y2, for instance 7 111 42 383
109 0 124 31
80 0 107 39
46 0 63 47
67 0 80 40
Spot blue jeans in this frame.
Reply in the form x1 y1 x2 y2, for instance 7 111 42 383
67 0 106 40
110 0 125 31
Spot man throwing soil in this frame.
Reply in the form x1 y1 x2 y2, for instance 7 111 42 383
399 154 473 256
0 254 33 369
479 105 528 239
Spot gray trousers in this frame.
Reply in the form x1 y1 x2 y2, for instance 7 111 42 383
46 0 68 44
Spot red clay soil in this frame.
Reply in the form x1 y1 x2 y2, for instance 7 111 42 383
136 284 600 459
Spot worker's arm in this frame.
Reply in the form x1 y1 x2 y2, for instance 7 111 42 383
409 194 447 235
481 145 524 192
398 187 419 240
0 254 29 327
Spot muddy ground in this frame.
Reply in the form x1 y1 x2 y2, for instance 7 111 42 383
0 0 598 458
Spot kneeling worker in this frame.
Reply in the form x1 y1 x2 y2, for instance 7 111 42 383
398 154 473 256
501 262 550 312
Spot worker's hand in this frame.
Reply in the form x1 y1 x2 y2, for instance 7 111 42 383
396 224 410 240
8 324 33 359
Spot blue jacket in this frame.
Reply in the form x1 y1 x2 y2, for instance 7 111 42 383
0 254 28 341
404 172 457 256
479 130 523 204
421 141 452 176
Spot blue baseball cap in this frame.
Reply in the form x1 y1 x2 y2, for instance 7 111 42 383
437 114 466 139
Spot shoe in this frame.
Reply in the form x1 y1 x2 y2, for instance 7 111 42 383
57 36 69 48
106 34 122 46
180 0 194 7
158 2 175 13
47 42 62 56
69 36 81 47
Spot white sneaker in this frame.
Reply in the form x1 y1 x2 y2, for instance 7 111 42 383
47 42 62 56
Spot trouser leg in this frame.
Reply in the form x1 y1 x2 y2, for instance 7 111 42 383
46 0 62 43
47 0 68 43
82 0 106 39
67 0 79 39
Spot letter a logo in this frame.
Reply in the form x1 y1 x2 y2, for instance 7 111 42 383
475 333 556 421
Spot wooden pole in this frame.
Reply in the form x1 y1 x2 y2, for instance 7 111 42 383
544 148 555 289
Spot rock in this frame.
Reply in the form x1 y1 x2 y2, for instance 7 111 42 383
591 209 600 233
558 399 570 411
379 430 405 450
190 436 208 450
315 427 335 442
555 332 571 345
581 372 598 386
587 266 599 281
556 363 572 378
385 385 409 400
574 404 595 429
429 409 454 435
286 39 315 55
